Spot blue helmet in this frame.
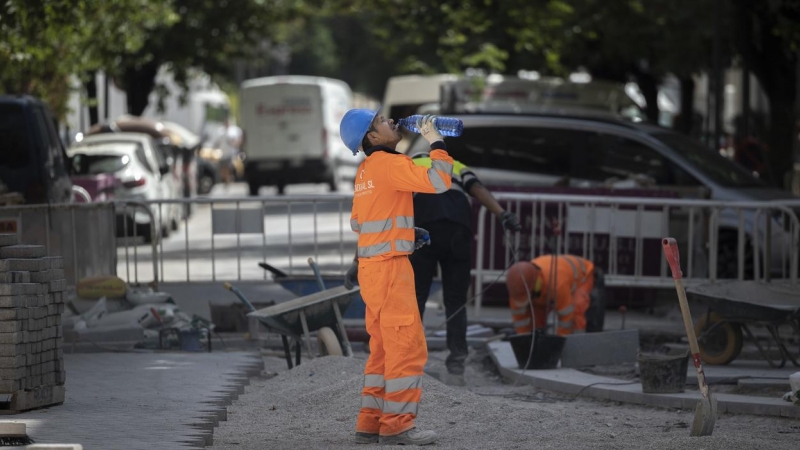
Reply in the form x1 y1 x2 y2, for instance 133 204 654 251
340 108 378 155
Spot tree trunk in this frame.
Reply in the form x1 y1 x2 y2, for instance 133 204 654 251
84 72 99 126
122 60 160 116
766 97 795 188
634 71 660 123
677 76 696 135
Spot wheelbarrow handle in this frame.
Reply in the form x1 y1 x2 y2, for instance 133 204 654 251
223 282 257 313
662 238 682 280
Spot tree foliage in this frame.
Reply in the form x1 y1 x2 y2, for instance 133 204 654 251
0 0 175 118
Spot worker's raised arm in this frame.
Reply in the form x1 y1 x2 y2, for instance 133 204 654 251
388 146 452 193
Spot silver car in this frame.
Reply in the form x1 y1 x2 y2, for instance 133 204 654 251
407 113 797 278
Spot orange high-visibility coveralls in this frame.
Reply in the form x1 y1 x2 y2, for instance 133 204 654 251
506 255 594 336
352 145 453 437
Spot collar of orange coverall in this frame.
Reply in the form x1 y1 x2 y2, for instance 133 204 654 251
364 145 401 156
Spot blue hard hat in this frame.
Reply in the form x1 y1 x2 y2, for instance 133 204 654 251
340 108 378 155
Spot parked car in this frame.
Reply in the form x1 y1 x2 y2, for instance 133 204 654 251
0 95 73 204
69 133 177 242
86 116 191 217
406 111 796 278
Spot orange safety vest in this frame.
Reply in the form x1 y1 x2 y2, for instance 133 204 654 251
350 148 453 261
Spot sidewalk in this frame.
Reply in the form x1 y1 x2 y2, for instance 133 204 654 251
10 351 262 450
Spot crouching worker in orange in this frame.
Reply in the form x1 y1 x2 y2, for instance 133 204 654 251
506 255 599 336
340 110 453 446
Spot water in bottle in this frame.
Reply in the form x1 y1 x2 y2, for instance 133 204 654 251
397 115 464 137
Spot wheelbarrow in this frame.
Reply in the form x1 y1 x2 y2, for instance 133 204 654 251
686 280 800 368
258 261 443 320
224 282 359 369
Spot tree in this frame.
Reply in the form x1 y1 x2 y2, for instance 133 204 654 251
0 0 175 120
735 0 800 187
116 0 291 116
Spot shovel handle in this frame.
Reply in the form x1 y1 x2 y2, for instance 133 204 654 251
662 238 682 280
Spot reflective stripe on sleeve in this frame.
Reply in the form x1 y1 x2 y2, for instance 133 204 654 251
511 307 529 315
427 168 449 193
385 376 422 393
360 218 393 234
431 159 453 176
364 374 385 388
361 395 384 410
358 242 392 257
558 320 572 329
350 219 361 233
395 240 415 252
396 216 414 229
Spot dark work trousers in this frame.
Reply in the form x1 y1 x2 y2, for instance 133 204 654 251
409 220 471 375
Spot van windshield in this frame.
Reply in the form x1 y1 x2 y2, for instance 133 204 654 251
0 104 31 168
651 132 764 188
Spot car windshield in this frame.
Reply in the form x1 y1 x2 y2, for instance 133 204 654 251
71 153 130 175
652 132 764 188
0 104 31 169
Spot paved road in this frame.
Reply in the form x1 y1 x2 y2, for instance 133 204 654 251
12 351 262 450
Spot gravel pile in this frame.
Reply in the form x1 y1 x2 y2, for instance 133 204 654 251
211 352 798 449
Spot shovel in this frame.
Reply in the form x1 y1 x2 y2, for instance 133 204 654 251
662 238 717 436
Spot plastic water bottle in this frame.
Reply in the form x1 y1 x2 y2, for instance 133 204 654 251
398 115 464 137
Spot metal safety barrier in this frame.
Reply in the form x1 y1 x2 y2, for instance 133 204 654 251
115 195 355 285
472 192 800 316
0 201 158 287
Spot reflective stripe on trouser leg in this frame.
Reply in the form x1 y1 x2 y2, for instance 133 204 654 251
356 289 386 435
356 256 426 437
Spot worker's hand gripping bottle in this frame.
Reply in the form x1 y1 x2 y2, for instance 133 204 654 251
397 115 464 137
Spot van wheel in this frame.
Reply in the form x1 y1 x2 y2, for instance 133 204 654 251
248 181 260 196
277 184 286 195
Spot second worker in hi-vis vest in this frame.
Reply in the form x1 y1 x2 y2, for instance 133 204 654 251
339 110 453 446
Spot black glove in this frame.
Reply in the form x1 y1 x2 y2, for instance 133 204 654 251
414 227 431 250
344 261 358 289
500 211 521 232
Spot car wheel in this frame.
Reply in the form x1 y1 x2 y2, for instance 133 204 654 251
248 181 260 196
277 184 286 195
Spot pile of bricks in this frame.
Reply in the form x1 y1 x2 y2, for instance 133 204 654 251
0 233 65 413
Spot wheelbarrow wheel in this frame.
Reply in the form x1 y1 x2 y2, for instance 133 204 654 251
695 312 743 365
317 327 343 357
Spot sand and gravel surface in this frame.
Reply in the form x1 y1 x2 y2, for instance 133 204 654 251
210 350 799 449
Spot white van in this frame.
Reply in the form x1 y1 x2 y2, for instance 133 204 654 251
240 76 356 195
381 74 460 120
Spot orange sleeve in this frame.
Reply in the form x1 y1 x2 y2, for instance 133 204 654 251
387 150 453 193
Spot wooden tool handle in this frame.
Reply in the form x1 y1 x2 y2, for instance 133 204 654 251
662 238 682 280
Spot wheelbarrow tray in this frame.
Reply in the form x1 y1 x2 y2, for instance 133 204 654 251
686 281 800 323
248 285 360 338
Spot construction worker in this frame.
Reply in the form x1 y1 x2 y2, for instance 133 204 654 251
505 254 602 336
340 110 452 446
409 153 521 385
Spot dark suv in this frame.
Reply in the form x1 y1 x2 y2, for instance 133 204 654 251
0 95 73 204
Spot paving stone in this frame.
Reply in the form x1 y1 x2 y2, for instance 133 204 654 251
0 378 21 392
0 366 26 379
30 270 53 283
0 354 26 368
0 308 27 320
42 256 63 269
0 233 19 247
0 283 41 296
0 295 25 308
0 259 45 272
0 245 46 259
0 321 22 333
0 331 24 344
0 343 27 356
49 279 66 293
0 271 30 283
561 329 640 368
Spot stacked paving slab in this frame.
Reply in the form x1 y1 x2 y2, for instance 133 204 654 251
0 233 65 413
